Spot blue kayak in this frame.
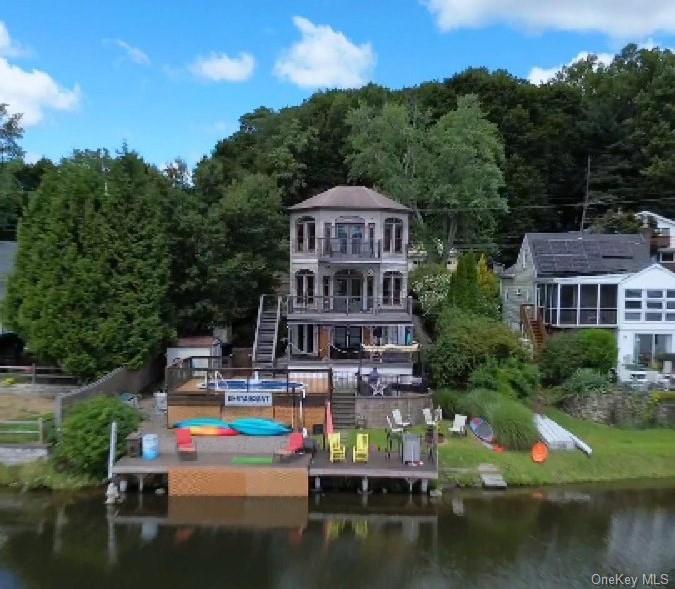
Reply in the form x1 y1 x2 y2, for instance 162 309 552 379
175 418 230 429
230 418 291 436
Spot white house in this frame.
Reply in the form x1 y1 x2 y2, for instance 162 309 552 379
500 232 675 382
636 210 675 268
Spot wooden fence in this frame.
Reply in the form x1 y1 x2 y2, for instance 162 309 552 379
0 365 78 385
0 418 46 444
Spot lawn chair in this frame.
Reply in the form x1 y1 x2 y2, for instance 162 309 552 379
422 407 437 427
176 428 197 460
329 432 346 463
385 416 403 460
352 432 369 463
392 408 411 429
448 414 467 436
274 432 305 461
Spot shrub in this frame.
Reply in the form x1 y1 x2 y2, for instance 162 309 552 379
409 263 453 319
56 396 140 478
540 329 617 385
461 388 501 419
428 308 526 387
561 368 612 398
488 399 539 450
468 358 540 400
433 388 465 419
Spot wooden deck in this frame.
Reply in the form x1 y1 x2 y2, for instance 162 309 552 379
309 450 437 481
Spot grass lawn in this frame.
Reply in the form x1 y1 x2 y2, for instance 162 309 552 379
0 392 53 420
438 409 675 486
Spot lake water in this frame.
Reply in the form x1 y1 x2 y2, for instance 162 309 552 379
0 483 674 588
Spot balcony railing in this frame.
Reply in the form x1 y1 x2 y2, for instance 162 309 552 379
556 307 618 326
292 238 407 260
318 238 381 260
288 296 413 315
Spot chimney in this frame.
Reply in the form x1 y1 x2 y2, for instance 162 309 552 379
640 218 655 255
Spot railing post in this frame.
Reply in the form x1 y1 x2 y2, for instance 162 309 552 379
38 417 44 444
107 421 118 481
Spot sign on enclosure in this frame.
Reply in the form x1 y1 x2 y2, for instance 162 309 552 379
224 392 273 407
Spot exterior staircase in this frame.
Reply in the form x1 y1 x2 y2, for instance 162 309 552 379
252 295 282 369
521 304 547 357
331 386 356 429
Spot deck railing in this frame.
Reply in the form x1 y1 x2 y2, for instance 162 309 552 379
288 296 413 315
0 418 46 444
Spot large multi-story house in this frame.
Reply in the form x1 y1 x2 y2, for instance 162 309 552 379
500 231 675 383
636 210 675 272
252 186 417 377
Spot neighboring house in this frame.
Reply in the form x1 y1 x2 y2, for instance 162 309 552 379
407 245 459 273
0 241 17 332
252 186 417 376
499 232 675 381
635 210 675 271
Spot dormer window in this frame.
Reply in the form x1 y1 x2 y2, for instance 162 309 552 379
296 216 315 253
384 218 403 253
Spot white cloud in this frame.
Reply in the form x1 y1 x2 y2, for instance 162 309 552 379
274 16 376 89
423 0 675 38
0 21 30 58
528 51 614 84
0 57 81 126
105 38 150 66
189 52 255 82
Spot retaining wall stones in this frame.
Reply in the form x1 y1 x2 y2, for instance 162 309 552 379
0 444 49 466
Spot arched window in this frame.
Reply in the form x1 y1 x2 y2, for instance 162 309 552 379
295 270 315 305
295 216 315 253
384 218 403 253
382 271 403 306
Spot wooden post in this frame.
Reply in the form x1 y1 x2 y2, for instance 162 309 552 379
107 421 117 481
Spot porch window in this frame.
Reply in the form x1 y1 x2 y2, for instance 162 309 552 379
382 271 403 305
633 333 671 367
383 218 403 253
559 285 578 325
295 270 315 304
296 216 316 252
580 284 598 324
333 326 362 352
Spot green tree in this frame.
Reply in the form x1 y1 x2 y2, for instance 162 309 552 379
347 95 506 259
4 150 173 378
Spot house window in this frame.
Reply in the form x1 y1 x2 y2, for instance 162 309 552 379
633 334 671 367
646 312 662 321
382 271 403 305
295 270 314 304
383 218 403 253
295 216 315 252
660 252 674 263
625 289 642 298
647 290 663 299
559 284 578 325
624 312 641 321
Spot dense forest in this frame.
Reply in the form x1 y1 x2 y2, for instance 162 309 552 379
1 43 674 376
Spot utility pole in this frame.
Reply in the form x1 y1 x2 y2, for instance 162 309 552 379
580 154 591 231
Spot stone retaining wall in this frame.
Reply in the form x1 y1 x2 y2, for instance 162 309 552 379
355 394 433 429
564 390 661 426
0 444 49 466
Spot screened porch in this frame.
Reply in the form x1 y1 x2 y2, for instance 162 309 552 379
536 281 619 327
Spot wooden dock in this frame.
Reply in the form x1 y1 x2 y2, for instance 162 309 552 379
112 441 438 497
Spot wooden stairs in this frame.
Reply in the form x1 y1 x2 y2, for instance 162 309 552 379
521 304 547 357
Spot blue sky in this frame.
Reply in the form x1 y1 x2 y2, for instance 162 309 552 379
1 0 674 168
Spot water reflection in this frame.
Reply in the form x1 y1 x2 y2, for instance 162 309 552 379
0 484 673 588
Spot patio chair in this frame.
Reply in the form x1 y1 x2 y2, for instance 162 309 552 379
448 414 467 436
422 407 438 427
329 432 346 463
385 416 403 460
274 432 305 461
392 408 411 429
386 415 404 435
352 432 369 463
176 429 197 460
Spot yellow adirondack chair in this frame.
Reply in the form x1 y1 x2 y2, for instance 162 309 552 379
352 433 369 463
329 433 346 463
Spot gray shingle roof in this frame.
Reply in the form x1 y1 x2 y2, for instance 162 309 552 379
526 232 649 277
289 186 410 212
